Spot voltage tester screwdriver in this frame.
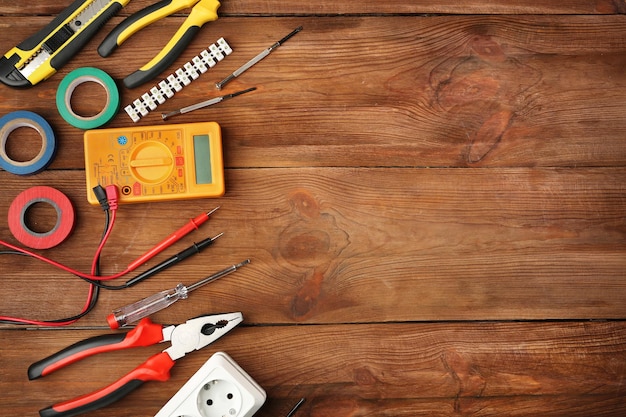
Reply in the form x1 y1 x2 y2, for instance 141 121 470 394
108 259 251 329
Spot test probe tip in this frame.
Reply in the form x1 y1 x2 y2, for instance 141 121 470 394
207 206 220 216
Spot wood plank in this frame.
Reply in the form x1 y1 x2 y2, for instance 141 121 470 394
1 0 626 16
1 321 625 416
1 167 624 326
1 3 625 417
2 16 626 169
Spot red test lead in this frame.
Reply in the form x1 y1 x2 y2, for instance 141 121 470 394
126 207 220 272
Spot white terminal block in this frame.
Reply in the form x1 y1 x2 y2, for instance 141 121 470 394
125 37 232 123
155 352 266 417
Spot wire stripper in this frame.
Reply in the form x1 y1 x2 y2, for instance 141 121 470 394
98 0 221 89
0 0 131 88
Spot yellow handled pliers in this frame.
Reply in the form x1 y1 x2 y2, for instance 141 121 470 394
98 0 221 89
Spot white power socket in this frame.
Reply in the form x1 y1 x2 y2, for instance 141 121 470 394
155 352 266 417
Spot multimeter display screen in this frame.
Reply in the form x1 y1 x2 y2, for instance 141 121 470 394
193 134 213 184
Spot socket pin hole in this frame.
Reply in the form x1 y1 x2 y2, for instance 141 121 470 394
207 399 213 406
227 393 233 399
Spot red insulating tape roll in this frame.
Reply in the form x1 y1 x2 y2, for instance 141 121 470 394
8 186 75 249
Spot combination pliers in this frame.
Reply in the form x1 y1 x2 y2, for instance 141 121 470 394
28 312 243 417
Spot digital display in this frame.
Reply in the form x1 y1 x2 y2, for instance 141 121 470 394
193 134 212 184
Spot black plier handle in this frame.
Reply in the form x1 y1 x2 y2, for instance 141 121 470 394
28 318 167 380
98 0 221 88
39 352 175 417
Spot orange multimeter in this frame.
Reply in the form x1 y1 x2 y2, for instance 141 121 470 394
84 121 225 205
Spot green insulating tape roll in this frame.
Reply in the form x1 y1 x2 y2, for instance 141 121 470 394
56 67 120 129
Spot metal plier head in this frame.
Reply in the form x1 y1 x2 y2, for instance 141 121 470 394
163 312 243 360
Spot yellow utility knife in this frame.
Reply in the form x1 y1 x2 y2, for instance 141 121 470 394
98 0 221 89
0 0 131 88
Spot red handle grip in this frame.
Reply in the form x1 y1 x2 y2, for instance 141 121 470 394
39 352 175 417
28 318 165 380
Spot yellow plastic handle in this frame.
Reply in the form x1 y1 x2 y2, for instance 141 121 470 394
139 0 221 72
115 0 201 46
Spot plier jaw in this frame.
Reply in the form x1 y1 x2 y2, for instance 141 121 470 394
164 312 243 360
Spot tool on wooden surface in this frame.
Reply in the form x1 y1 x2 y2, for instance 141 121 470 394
124 38 232 122
0 0 130 88
84 122 225 204
28 313 243 417
0 187 224 326
286 398 306 417
98 0 222 88
107 259 251 329
125 206 221 272
216 26 303 90
123 233 223 288
0 204 220 283
162 86 256 120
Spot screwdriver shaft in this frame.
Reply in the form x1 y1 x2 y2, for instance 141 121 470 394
187 259 250 292
215 26 302 90
162 88 256 120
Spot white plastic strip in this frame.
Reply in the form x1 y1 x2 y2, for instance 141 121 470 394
125 38 233 122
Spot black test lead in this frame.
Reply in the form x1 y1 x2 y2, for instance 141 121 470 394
124 233 224 288
215 26 303 90
161 87 257 120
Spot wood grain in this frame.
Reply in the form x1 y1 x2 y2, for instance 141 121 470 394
0 1 625 416
1 322 625 416
1 0 626 16
1 16 626 169
0 167 624 325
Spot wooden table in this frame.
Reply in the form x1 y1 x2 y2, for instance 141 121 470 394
1 1 625 416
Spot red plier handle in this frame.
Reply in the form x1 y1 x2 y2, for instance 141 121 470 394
39 352 175 417
28 318 167 380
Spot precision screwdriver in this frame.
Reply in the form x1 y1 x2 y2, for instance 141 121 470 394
107 259 251 329
161 87 256 120
215 26 303 90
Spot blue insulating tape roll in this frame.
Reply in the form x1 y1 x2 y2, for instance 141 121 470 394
0 110 56 175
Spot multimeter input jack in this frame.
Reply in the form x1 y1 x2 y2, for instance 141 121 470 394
121 186 132 195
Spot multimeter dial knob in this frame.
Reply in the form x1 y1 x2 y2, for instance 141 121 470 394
129 141 173 184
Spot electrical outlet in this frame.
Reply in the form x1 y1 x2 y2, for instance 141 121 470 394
155 352 266 417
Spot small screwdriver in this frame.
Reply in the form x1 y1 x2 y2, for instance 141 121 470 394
161 87 256 120
215 26 303 90
107 259 251 329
